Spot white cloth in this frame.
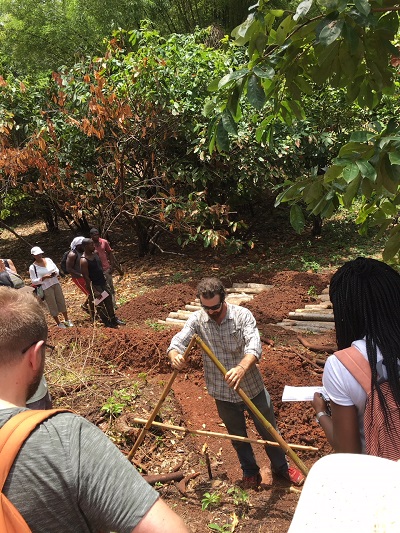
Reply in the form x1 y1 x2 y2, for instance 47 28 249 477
323 339 385 451
29 258 59 290
70 236 84 250
26 376 48 404
288 454 400 532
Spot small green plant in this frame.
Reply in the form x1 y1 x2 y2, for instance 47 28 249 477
201 491 222 511
227 486 249 507
301 258 322 272
227 486 250 516
101 397 125 418
155 435 164 447
207 523 231 532
168 272 190 284
137 372 147 384
307 285 318 299
145 319 167 331
101 387 139 418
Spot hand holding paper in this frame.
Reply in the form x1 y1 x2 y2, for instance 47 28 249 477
282 385 328 402
94 290 109 306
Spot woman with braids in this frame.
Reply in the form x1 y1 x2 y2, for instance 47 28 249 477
311 257 400 456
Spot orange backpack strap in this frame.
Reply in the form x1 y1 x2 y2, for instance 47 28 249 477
0 409 70 491
334 346 372 394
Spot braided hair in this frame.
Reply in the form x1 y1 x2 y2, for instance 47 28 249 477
329 257 400 413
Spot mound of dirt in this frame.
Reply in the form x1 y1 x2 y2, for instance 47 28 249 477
120 283 197 325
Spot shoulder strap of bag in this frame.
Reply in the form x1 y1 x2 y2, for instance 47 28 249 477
334 346 372 394
0 409 69 491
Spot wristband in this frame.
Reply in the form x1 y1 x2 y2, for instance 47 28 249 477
315 411 330 425
237 364 245 372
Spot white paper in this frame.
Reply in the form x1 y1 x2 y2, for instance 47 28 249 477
282 385 326 402
94 290 109 306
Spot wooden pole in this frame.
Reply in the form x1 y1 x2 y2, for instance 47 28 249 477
194 334 310 477
131 417 319 451
127 335 197 461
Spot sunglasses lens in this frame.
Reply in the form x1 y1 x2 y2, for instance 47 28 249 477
202 302 222 311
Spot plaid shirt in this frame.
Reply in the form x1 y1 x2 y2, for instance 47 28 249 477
168 303 264 403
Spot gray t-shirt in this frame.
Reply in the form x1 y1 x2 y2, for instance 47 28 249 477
1 408 159 532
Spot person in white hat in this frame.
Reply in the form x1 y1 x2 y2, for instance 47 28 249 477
29 246 73 328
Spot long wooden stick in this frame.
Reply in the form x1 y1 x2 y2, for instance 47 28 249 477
131 417 319 451
127 335 197 461
194 334 310 477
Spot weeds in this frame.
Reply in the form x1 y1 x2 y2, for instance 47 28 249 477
201 491 222 511
101 386 140 418
145 319 167 331
227 486 250 516
307 285 318 299
101 396 125 418
167 272 190 284
207 523 231 532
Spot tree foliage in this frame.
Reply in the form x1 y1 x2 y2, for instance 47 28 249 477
1 27 265 255
208 0 400 262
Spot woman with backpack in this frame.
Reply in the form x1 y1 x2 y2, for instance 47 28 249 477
29 246 74 328
312 257 400 460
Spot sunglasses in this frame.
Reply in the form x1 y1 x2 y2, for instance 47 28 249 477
201 301 223 311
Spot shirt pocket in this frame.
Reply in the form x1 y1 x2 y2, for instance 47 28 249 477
226 326 244 356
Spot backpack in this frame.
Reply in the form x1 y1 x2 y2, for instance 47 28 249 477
60 250 81 277
59 250 70 277
335 346 400 461
7 272 25 289
0 271 13 288
0 409 67 532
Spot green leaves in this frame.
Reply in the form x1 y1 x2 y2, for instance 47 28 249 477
247 74 266 110
318 20 344 47
354 0 371 17
231 13 256 46
294 1 313 22
290 204 305 233
253 65 275 79
218 69 249 90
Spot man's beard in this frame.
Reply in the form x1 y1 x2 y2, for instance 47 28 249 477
208 305 225 322
26 354 45 401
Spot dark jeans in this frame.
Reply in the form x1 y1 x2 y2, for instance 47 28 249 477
89 284 116 326
215 388 288 477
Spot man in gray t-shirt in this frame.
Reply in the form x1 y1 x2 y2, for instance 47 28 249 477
0 286 189 533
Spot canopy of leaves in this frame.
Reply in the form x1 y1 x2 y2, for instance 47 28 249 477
208 0 400 262
0 27 267 254
0 0 267 75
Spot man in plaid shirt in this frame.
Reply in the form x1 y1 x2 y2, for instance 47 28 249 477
167 277 304 488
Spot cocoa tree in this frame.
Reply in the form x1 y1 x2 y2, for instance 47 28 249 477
207 0 400 262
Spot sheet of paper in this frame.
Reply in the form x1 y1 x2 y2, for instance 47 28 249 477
282 385 326 402
94 290 109 306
